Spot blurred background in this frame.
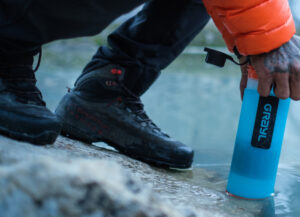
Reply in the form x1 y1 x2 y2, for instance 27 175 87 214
36 2 300 216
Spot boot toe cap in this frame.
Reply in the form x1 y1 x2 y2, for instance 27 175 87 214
172 144 194 168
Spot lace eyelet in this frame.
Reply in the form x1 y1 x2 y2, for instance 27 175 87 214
141 122 147 127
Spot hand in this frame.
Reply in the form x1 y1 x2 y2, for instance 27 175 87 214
249 35 300 100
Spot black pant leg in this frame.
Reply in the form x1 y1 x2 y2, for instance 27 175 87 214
85 0 210 73
0 0 145 54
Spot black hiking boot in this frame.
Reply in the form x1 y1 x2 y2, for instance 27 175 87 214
55 64 194 168
0 51 61 145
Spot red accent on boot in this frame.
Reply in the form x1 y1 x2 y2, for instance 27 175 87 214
111 68 122 75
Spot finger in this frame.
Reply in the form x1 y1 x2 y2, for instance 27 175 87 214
240 68 248 100
273 73 290 99
290 60 300 100
240 62 248 75
250 55 273 97
257 76 273 97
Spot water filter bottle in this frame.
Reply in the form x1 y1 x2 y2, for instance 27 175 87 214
226 66 290 199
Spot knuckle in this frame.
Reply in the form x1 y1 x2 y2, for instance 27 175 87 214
259 74 273 82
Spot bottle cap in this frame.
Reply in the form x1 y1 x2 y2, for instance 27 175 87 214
247 65 258 79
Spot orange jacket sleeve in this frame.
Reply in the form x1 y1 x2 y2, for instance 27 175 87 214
202 0 296 55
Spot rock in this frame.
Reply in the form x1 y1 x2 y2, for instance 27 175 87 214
0 158 193 217
0 135 256 217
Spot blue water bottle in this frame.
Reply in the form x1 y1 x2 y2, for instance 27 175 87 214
226 66 290 199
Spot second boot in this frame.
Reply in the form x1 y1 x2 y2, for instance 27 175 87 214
0 51 61 145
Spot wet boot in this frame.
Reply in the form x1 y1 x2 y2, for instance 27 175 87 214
0 52 61 145
55 64 194 168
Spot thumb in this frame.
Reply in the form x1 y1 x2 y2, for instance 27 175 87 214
239 57 249 100
240 67 248 100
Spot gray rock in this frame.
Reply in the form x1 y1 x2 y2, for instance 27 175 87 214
0 158 194 217
0 135 258 217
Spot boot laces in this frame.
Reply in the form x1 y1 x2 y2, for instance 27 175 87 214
118 82 163 132
0 49 45 106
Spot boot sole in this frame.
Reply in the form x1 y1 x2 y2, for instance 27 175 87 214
0 125 59 145
60 120 191 169
0 106 61 145
56 93 192 169
62 128 191 169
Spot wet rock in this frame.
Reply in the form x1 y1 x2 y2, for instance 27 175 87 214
0 135 225 217
0 159 191 217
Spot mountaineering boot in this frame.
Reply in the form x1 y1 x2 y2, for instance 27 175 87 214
55 64 194 168
0 51 61 145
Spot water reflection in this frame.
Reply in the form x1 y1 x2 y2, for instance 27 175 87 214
275 165 300 216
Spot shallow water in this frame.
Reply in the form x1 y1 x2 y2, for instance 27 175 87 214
37 41 300 217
